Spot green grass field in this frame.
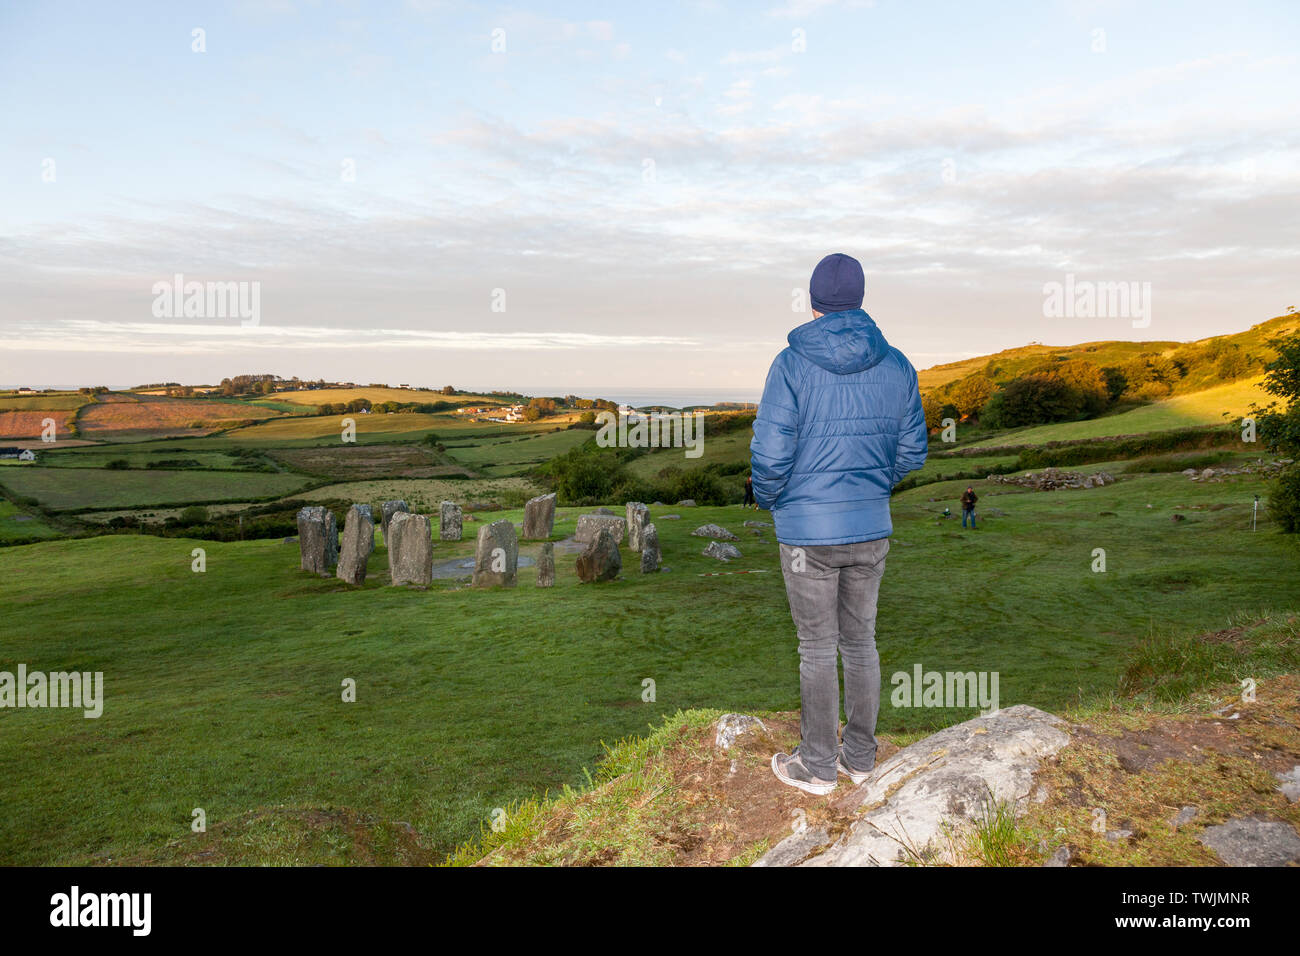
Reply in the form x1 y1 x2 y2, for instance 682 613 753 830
273 387 510 407
0 467 311 511
965 376 1270 448
444 429 593 475
0 393 91 411
623 429 752 480
216 411 563 446
39 446 257 470
0 499 62 541
1 467 1295 865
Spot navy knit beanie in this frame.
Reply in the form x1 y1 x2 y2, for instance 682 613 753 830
809 253 864 315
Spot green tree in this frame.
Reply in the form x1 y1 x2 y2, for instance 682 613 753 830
1254 332 1300 532
921 391 944 430
949 375 997 418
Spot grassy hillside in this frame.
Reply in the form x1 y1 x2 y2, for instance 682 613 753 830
1 466 1295 865
966 376 1269 447
918 314 1297 393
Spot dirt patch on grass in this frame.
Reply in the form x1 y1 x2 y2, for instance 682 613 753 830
1024 673 1300 866
479 713 900 867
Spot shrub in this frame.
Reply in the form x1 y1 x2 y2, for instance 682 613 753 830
178 505 209 525
104 459 130 470
1268 466 1300 533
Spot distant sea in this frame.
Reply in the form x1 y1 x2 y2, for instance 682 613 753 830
511 386 761 409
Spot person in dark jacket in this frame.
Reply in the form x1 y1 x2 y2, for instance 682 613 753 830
961 486 977 528
743 474 755 508
752 252 928 794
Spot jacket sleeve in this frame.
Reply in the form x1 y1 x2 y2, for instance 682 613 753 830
892 363 928 485
750 350 800 510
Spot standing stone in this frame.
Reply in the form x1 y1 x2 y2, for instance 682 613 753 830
576 527 622 583
574 513 626 544
522 492 557 540
536 541 555 587
440 500 463 541
381 500 408 540
626 502 649 551
353 503 374 554
639 523 660 573
472 519 518 587
387 512 433 586
296 506 338 573
337 504 375 586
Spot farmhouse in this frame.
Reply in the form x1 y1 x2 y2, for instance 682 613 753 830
0 446 29 459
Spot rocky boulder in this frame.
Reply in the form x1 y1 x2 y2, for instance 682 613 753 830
702 541 741 561
756 705 1071 867
1198 818 1300 866
988 469 1115 491
692 523 738 541
576 527 622 583
575 513 626 545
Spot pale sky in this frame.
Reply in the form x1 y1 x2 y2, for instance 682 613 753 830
2 0 1297 397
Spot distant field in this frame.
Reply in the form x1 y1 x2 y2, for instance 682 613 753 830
274 388 507 407
0 393 90 411
966 377 1269 448
445 429 593 475
78 396 283 442
0 409 78 440
0 500 61 541
40 446 254 470
288 476 542 512
0 467 310 511
624 429 751 480
268 443 471 480
218 411 573 446
220 412 450 444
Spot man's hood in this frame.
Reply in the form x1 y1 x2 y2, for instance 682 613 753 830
787 309 890 375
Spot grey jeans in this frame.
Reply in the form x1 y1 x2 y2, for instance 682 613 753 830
779 538 890 781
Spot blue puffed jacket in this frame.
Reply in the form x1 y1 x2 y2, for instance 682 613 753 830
750 309 928 545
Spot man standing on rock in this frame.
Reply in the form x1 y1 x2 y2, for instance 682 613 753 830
751 252 929 795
